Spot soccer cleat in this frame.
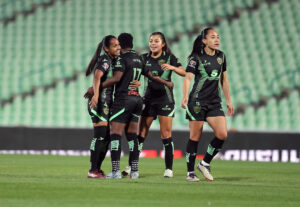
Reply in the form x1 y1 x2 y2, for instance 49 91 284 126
186 172 200 182
106 171 122 179
121 165 131 177
98 169 106 177
163 169 173 178
197 162 213 181
130 171 139 179
87 170 105 178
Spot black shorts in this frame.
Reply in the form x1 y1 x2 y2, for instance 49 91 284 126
186 101 224 121
141 102 175 119
87 100 110 123
109 96 143 123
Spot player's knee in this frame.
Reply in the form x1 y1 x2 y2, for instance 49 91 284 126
161 129 172 139
216 131 227 140
110 122 122 135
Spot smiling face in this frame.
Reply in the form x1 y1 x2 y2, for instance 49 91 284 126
104 38 121 57
202 29 220 50
149 34 165 54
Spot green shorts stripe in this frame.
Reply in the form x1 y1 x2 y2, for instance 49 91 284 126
91 109 107 122
109 108 125 121
186 107 196 121
168 108 175 117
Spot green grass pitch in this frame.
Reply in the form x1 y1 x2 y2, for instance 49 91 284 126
0 155 300 207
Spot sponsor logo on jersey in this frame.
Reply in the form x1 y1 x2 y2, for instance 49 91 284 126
115 59 122 67
202 60 211 66
217 57 223 65
102 62 109 71
146 61 152 66
133 59 142 63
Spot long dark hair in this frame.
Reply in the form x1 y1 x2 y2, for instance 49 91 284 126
188 27 213 58
150 32 172 54
85 35 116 76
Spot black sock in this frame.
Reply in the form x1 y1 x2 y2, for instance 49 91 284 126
186 139 199 172
110 134 121 172
137 135 145 155
97 128 110 170
203 137 224 164
90 126 107 171
126 133 139 172
162 137 174 170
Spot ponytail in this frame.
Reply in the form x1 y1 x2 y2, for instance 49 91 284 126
85 35 116 76
85 41 104 76
188 27 213 59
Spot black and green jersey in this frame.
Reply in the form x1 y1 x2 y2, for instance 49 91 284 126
113 50 146 100
142 51 182 104
94 52 115 103
186 50 226 104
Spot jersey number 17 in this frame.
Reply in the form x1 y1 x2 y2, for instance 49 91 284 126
132 67 142 81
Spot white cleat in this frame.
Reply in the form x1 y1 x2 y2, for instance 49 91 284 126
197 162 213 181
106 170 122 179
163 169 173 178
186 172 200 182
130 171 139 179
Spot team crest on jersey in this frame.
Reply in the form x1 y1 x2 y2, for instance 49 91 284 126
217 57 223 65
193 105 201 114
103 107 109 115
158 59 166 65
102 62 109 71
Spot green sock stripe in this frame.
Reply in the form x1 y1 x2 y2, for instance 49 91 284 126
128 140 134 152
138 143 143 152
90 138 97 151
91 109 107 121
207 144 215 156
186 107 196 121
186 152 190 163
109 108 125 121
171 141 174 154
110 140 119 151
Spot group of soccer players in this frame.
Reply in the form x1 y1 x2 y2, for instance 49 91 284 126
84 28 234 182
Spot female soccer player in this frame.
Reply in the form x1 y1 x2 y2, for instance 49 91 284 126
136 32 186 178
107 33 174 179
85 35 121 178
181 28 234 182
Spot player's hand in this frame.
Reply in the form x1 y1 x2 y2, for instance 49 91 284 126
166 81 174 89
90 95 98 109
129 80 141 90
161 63 175 71
181 97 188 109
84 87 94 99
226 102 235 116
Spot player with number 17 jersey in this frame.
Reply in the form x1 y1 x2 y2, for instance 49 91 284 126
109 50 145 123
